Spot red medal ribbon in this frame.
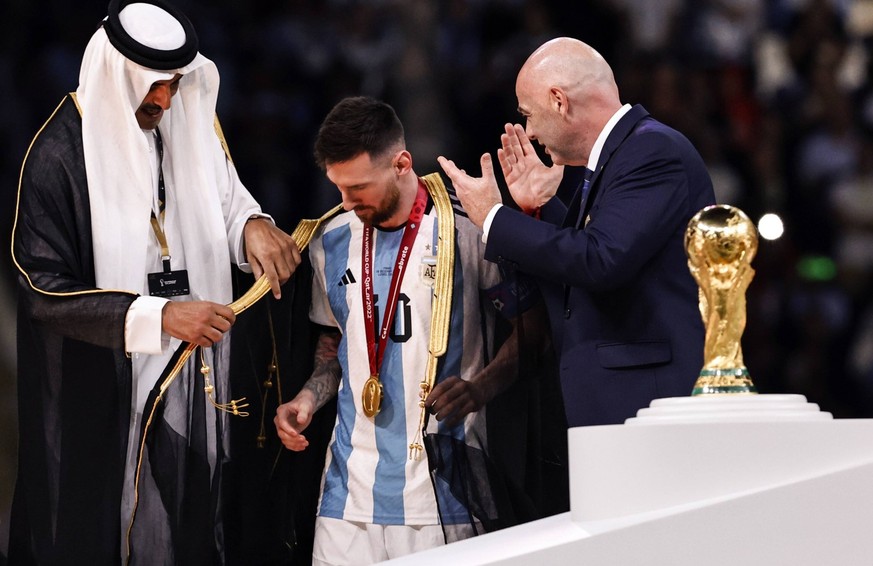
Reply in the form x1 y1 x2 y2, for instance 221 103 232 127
362 181 428 380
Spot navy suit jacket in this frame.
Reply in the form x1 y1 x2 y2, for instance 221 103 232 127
487 105 715 427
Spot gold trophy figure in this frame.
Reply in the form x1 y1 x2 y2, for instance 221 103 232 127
685 205 758 395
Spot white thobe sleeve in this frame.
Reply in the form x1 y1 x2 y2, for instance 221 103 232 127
218 153 274 271
125 295 170 354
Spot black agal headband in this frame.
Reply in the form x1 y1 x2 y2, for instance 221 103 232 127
103 0 199 70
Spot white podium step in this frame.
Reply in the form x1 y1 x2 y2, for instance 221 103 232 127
384 395 873 565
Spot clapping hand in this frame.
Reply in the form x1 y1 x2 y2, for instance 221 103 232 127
497 123 564 213
437 153 502 229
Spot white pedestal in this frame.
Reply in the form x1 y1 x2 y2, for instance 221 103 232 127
383 395 873 565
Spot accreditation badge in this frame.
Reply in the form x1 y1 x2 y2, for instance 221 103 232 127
147 269 190 297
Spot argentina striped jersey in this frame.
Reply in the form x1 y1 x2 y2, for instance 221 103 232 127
308 195 500 526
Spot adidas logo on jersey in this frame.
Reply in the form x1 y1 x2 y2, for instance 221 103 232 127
338 268 356 286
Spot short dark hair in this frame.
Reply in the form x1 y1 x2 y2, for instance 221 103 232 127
314 96 405 170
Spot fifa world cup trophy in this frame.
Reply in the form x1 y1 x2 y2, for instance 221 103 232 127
685 205 759 395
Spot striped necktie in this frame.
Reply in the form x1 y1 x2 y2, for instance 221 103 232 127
576 167 593 226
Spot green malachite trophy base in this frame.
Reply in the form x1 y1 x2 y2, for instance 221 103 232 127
692 367 758 396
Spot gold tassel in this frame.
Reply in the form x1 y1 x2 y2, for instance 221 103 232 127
200 347 250 416
256 312 280 448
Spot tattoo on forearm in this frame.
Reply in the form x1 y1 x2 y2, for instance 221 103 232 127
306 331 342 409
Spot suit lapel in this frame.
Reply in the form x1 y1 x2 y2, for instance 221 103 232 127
566 104 651 228
562 177 585 228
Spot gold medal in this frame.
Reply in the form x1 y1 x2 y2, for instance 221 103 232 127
362 375 383 417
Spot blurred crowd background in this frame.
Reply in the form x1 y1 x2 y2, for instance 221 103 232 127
4 0 873 558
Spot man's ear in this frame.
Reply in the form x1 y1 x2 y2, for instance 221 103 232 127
393 149 413 175
550 86 568 117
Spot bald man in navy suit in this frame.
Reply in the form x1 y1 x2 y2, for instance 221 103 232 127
439 37 715 428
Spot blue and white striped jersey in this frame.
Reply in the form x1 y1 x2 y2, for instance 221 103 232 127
309 194 500 526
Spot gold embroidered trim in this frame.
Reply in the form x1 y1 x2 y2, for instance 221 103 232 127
11 94 137 299
213 116 233 164
409 173 455 460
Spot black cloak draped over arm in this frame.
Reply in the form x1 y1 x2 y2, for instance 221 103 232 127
10 96 138 565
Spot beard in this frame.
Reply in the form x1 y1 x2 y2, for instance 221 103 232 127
356 181 401 227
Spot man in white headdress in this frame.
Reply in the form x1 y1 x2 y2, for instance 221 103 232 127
10 0 300 563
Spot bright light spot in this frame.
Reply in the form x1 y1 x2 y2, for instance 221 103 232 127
757 213 784 240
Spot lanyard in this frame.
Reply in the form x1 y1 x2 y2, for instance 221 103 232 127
360 181 427 417
149 127 171 271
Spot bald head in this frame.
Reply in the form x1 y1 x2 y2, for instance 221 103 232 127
519 37 620 108
515 37 622 166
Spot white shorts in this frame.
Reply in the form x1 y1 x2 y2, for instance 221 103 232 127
312 516 474 565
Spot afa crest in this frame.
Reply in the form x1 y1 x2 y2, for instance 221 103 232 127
420 256 437 287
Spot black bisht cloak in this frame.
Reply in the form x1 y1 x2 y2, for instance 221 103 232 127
9 95 327 565
12 95 140 565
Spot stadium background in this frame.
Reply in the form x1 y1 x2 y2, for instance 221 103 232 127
3 0 873 558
